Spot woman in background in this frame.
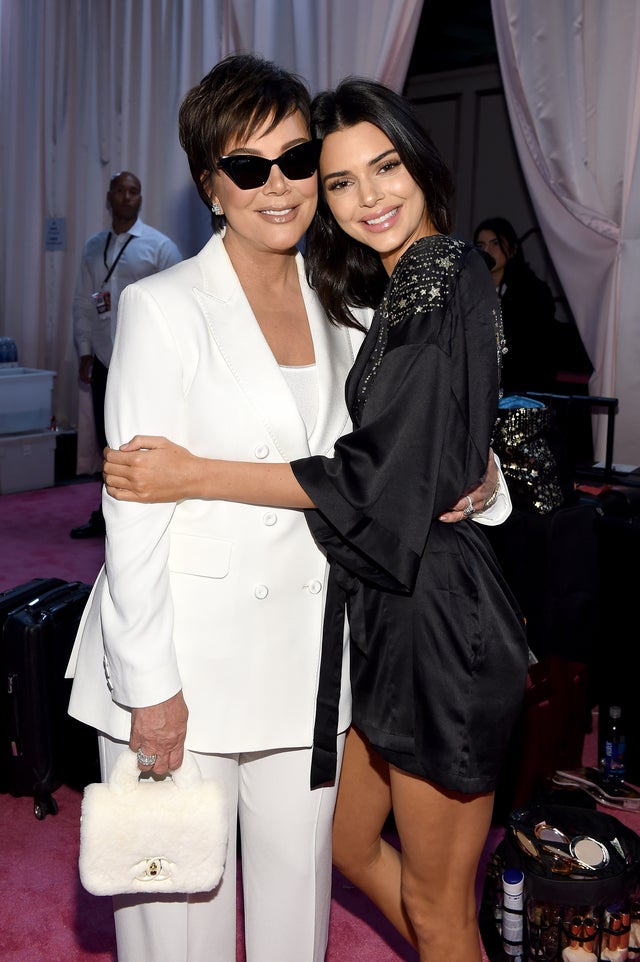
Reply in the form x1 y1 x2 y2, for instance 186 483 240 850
474 216 558 393
104 77 528 962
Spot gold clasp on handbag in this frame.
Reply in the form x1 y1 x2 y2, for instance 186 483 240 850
132 857 173 882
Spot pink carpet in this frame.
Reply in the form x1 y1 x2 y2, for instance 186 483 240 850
0 479 105 591
4 482 636 961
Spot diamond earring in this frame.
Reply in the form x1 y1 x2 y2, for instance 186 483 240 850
211 201 223 216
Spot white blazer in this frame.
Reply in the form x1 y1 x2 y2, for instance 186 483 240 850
67 233 366 753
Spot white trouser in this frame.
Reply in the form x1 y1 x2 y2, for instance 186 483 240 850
99 734 345 962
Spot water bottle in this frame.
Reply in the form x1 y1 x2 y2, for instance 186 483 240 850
603 705 626 787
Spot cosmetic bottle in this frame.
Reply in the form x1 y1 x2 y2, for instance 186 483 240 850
502 868 524 958
582 918 598 961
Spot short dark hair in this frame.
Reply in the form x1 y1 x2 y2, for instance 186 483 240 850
305 77 454 327
109 171 140 192
179 54 312 231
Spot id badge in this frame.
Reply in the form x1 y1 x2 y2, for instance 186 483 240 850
92 290 111 315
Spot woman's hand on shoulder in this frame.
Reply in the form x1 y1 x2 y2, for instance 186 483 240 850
103 435 202 503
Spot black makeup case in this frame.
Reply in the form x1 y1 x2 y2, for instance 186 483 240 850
480 803 640 961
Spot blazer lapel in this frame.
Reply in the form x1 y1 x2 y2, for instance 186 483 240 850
192 239 329 461
192 238 363 462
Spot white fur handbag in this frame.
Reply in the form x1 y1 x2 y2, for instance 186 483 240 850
79 749 228 896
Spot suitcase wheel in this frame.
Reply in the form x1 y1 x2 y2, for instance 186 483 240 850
33 793 59 820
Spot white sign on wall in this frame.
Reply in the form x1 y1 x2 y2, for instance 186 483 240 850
45 218 66 250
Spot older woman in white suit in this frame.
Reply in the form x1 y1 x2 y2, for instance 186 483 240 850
67 55 508 962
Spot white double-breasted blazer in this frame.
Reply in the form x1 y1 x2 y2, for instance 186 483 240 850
67 233 367 753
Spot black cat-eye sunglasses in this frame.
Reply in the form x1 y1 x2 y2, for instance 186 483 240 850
217 140 322 190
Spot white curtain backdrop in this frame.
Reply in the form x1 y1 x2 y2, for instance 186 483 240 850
0 0 423 473
491 0 640 467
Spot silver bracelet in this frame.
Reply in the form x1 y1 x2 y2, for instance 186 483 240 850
479 476 500 512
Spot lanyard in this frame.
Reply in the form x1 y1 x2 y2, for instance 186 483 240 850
102 232 133 286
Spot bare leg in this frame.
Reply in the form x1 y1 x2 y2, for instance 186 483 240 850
332 726 493 962
390 765 494 962
332 727 417 947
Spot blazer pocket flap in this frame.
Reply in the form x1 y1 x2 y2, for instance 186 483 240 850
169 533 233 579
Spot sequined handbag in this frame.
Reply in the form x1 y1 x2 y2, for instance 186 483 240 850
493 396 565 515
79 749 228 895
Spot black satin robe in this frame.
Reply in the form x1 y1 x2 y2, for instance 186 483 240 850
293 235 529 793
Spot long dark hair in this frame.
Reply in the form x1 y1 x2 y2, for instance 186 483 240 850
473 217 523 264
305 77 454 328
179 54 312 233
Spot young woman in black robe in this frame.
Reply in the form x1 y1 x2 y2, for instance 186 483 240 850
104 78 528 962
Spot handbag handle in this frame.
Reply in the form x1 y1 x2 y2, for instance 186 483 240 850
109 749 204 794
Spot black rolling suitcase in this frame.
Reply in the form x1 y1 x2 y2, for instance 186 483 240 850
0 577 67 793
0 578 67 634
0 579 100 818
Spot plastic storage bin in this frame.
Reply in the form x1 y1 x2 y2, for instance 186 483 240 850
0 431 57 493
0 367 56 434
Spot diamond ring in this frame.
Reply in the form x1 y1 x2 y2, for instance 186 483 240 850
136 748 158 767
462 495 475 519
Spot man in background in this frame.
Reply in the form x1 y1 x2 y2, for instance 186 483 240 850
70 170 182 538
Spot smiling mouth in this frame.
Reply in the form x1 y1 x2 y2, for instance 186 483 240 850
260 207 294 216
364 208 399 226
